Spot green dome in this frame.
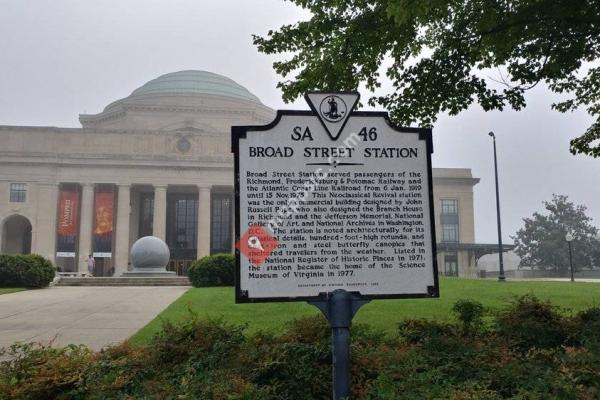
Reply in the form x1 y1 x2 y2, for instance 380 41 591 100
129 70 261 103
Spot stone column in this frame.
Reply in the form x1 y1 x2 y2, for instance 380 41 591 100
78 183 94 273
129 190 140 254
33 183 59 263
152 185 167 241
197 186 211 258
114 184 131 276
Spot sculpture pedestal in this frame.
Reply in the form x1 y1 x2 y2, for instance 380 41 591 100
122 269 175 277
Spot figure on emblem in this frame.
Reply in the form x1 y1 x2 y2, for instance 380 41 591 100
324 97 341 120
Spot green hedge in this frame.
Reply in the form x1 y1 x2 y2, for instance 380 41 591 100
0 254 55 288
3 296 600 399
187 253 234 287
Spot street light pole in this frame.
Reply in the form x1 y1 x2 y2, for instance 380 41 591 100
489 132 505 281
566 232 575 282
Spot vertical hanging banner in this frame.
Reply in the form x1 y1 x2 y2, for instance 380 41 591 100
93 190 114 258
56 189 80 257
232 92 439 302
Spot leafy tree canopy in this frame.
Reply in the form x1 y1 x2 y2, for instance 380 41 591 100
254 0 600 156
513 194 600 271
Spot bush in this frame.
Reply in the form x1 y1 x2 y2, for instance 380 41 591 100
570 307 600 346
496 294 568 350
0 254 19 286
187 253 234 287
0 343 92 399
0 254 55 288
452 299 485 334
398 319 456 344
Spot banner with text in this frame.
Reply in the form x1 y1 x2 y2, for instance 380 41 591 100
56 189 79 257
93 190 114 258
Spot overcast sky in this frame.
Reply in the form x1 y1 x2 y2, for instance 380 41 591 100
1 0 598 244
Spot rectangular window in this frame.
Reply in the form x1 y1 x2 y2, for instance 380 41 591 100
9 183 26 203
138 193 154 238
166 195 198 251
441 199 458 214
441 198 459 242
444 251 458 276
211 193 233 254
442 224 459 242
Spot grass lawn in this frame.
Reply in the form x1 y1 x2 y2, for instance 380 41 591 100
130 277 600 345
0 288 26 295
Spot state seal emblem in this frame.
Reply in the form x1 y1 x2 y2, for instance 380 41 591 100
319 95 347 122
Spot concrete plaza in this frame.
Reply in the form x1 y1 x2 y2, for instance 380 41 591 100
0 286 188 351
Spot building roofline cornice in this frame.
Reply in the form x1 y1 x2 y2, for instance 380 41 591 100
433 177 481 186
79 96 275 126
0 152 233 168
0 154 234 170
0 125 232 137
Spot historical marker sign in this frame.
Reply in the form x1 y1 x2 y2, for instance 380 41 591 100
232 93 438 303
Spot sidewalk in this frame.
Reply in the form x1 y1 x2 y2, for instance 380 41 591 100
0 286 188 350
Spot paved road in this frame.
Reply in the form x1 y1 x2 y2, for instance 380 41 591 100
0 286 188 351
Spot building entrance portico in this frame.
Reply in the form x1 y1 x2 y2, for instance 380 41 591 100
47 183 227 276
46 182 235 277
1 214 32 255
130 184 234 276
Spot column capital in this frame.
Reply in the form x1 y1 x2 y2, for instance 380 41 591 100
117 183 131 188
80 183 95 188
197 185 212 192
154 184 168 190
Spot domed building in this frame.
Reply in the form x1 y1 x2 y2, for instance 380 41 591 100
0 70 274 276
0 70 494 278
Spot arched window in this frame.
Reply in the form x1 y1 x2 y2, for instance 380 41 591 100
1 214 32 254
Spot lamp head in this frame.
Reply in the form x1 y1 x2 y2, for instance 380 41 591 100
566 232 574 242
488 131 495 138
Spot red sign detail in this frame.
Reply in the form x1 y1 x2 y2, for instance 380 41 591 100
94 191 114 235
57 190 79 236
236 224 278 266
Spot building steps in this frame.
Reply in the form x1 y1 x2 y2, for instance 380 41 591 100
56 276 191 286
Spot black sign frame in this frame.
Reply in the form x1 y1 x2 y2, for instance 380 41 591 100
232 109 439 303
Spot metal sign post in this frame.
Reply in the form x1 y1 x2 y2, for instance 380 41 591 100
308 289 370 399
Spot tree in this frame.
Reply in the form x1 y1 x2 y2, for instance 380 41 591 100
513 194 600 272
253 0 600 157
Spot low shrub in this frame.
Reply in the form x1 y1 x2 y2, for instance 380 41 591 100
496 294 568 350
0 254 55 288
3 297 600 399
570 307 600 346
0 342 92 399
398 318 456 344
452 299 485 334
241 315 331 399
0 254 19 286
187 253 234 287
